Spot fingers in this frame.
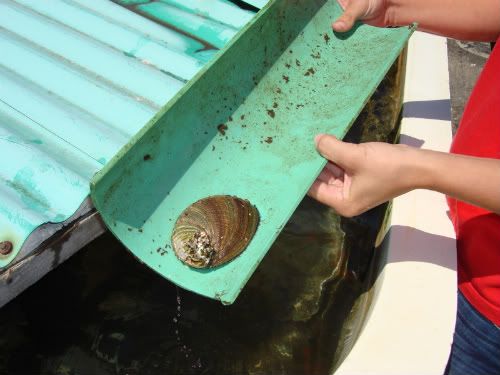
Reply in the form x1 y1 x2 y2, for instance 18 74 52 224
325 161 344 179
337 0 349 10
308 178 357 217
307 179 344 210
317 168 345 192
314 134 355 168
308 179 360 217
317 162 343 182
332 0 369 32
317 167 336 185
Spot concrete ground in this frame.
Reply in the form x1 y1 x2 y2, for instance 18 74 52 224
447 39 492 132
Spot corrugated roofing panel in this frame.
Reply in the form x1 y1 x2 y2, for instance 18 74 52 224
0 0 258 267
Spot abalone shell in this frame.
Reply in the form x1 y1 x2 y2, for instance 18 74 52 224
171 196 259 268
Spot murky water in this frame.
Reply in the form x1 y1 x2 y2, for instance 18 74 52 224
0 55 405 375
0 198 383 375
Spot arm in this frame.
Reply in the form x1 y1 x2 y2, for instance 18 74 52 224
308 134 500 217
414 147 500 213
334 0 500 41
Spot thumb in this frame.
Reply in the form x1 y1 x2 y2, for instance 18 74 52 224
314 134 356 168
332 0 368 32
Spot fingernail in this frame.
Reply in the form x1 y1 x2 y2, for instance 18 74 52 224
332 21 345 31
314 134 324 146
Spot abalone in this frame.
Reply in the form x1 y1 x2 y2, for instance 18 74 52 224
171 196 259 268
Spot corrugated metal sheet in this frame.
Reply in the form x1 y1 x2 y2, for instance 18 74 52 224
0 0 261 268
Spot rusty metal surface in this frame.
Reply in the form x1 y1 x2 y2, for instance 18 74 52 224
0 0 258 269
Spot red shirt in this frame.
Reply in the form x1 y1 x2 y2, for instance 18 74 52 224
447 40 500 325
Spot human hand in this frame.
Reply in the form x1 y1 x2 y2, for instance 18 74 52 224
333 0 389 32
308 134 419 217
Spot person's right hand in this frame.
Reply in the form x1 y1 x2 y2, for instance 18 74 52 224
333 0 389 32
308 134 420 217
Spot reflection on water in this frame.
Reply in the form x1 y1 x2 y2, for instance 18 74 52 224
0 55 405 375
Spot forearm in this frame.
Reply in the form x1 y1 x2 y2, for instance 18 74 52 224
407 148 500 214
386 0 500 41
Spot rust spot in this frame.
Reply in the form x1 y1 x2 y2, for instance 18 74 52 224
212 145 215 151
282 75 289 83
156 247 167 256
143 154 152 161
276 87 282 94
295 59 301 67
240 114 245 120
324 33 330 43
311 52 321 59
139 229 143 233
124 4 218 51
127 228 132 232
217 124 228 135
264 137 273 144
0 241 13 256
267 109 275 118
304 67 316 76
285 63 291 68
228 116 233 122
273 102 278 108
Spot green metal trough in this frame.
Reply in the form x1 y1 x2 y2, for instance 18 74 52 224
91 0 414 304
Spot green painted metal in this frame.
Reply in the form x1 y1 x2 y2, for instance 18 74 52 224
0 0 257 269
91 0 414 304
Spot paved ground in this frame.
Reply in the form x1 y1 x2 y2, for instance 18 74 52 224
447 39 492 132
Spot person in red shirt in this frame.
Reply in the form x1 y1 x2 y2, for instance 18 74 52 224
308 1 500 374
